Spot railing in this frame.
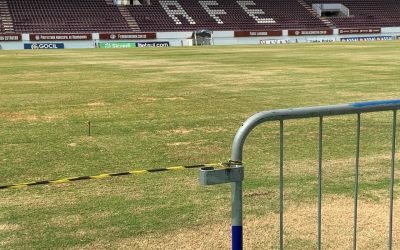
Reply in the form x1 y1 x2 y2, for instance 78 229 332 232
202 99 400 250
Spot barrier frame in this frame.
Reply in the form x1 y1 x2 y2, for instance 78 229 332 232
229 99 400 250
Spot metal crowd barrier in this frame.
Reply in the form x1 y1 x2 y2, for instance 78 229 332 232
200 99 400 250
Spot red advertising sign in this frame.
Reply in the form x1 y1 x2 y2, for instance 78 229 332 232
234 30 282 37
339 28 381 35
99 33 157 40
30 34 92 41
0 34 21 41
288 29 333 36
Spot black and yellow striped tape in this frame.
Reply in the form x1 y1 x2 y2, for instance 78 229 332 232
0 163 225 190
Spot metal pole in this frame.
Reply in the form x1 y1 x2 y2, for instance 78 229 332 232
232 179 243 250
279 120 284 250
388 110 396 250
317 116 323 250
353 113 361 250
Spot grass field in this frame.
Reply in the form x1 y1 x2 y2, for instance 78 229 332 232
0 41 399 249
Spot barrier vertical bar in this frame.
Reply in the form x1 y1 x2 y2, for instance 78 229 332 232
388 110 396 250
279 120 284 250
317 116 323 250
353 113 361 250
232 180 243 250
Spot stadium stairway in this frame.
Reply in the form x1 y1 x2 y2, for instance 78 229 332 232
117 5 141 32
296 0 336 28
0 0 14 33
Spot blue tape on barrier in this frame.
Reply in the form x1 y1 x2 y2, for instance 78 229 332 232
232 226 243 250
351 99 400 108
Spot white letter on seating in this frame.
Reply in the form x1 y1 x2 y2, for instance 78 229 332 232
199 1 227 24
236 1 275 24
159 1 196 25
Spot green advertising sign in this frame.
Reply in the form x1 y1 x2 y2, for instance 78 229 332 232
99 42 137 49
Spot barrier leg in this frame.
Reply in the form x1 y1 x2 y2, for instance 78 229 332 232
232 181 243 250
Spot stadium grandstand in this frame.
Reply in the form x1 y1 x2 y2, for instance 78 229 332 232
0 0 400 48
1 0 400 32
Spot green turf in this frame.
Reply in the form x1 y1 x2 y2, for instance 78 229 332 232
0 42 399 249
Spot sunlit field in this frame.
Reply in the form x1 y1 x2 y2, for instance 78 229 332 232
0 42 399 249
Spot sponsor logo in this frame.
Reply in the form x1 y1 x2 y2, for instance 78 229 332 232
234 30 282 37
260 39 288 44
289 30 333 36
339 28 381 34
30 34 91 41
99 42 137 49
250 31 268 36
136 42 170 47
307 38 335 43
24 43 65 49
340 36 392 42
0 34 22 41
119 34 149 39
98 42 170 48
99 33 157 40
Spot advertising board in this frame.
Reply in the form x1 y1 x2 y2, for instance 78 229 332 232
98 42 137 48
340 36 393 42
99 33 156 40
260 39 288 44
0 34 21 41
30 34 92 41
339 28 381 34
288 29 333 36
136 41 170 47
24 43 65 49
234 30 282 37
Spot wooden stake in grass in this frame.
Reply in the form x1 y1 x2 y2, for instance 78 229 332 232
88 120 91 136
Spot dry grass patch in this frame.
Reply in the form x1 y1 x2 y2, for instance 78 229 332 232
198 127 228 133
277 66 333 74
0 223 20 232
159 63 224 74
347 53 400 62
70 240 112 250
78 59 171 67
87 101 106 107
0 112 38 122
89 211 113 219
136 97 158 103
116 222 230 250
162 127 227 136
111 196 399 249
162 128 194 136
50 214 82 228
167 141 193 146
74 229 98 237
270 152 400 180
0 194 79 208
0 112 62 122
164 97 185 101
0 235 18 248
